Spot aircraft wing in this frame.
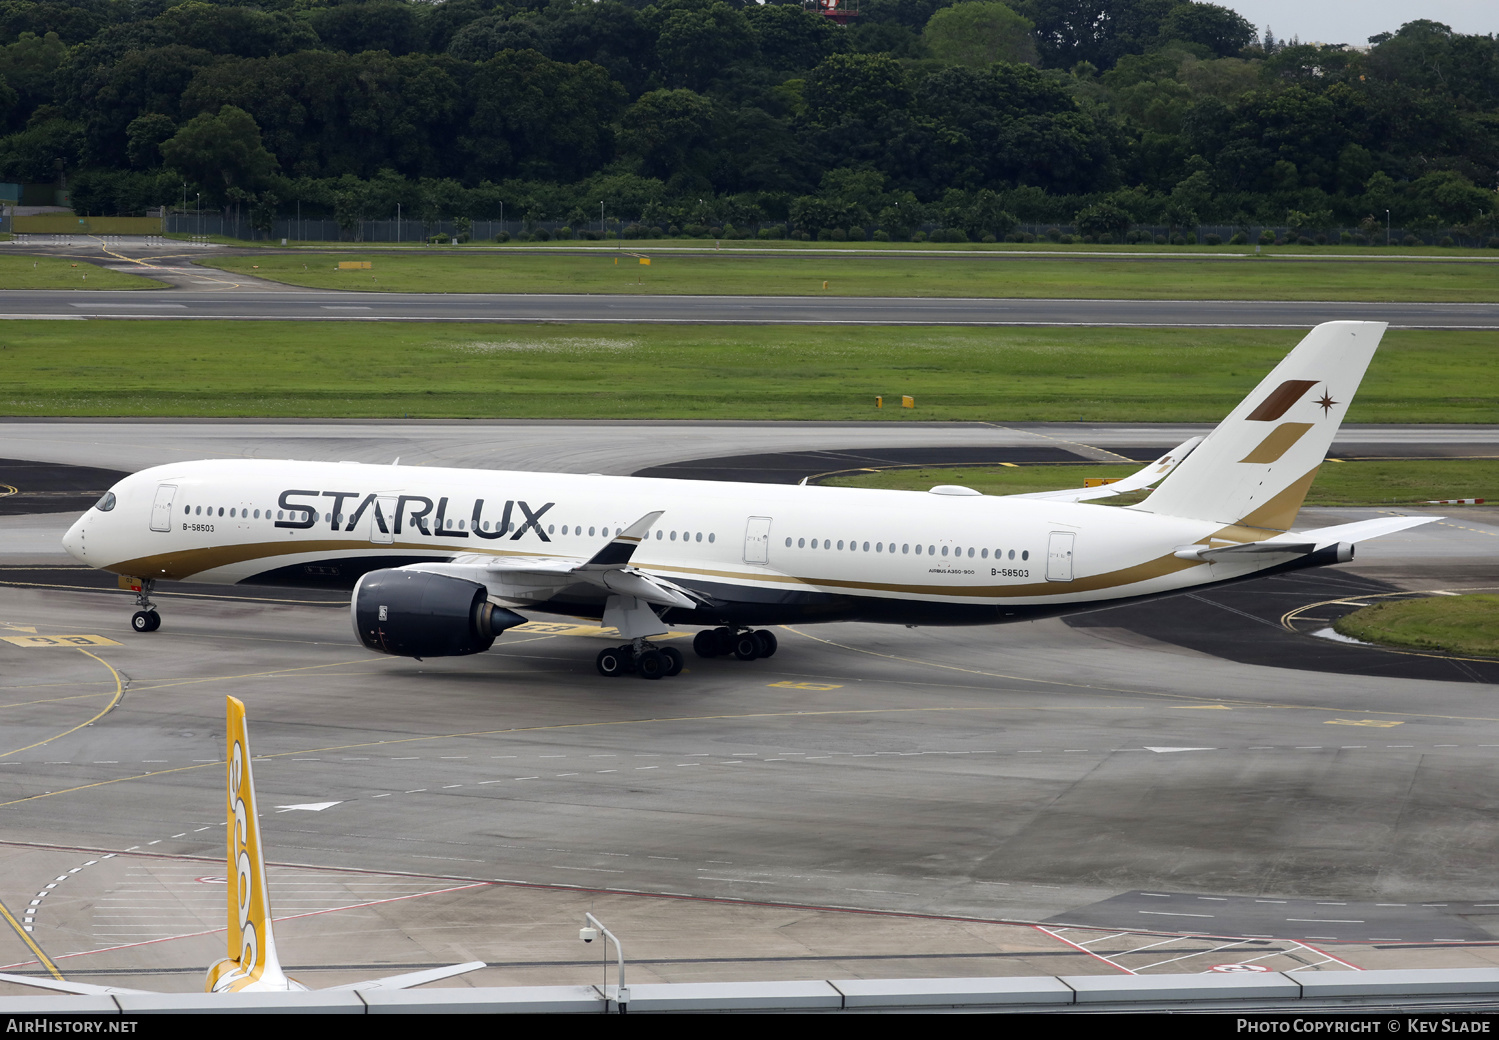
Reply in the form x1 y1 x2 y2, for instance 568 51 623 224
0 971 152 996
406 510 700 609
325 960 487 992
1005 437 1203 503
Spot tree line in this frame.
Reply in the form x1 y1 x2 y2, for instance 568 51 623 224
3 0 1495 239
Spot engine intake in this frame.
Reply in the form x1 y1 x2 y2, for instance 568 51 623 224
352 569 526 658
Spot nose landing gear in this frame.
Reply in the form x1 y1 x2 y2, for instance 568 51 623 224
692 627 777 661
128 578 161 633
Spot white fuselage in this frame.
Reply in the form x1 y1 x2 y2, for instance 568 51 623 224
65 459 1289 629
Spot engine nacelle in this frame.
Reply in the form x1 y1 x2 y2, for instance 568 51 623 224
352 569 526 658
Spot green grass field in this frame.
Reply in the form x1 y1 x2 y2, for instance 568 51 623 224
0 323 1491 422
821 459 1499 507
0 255 161 289
1334 595 1499 657
202 252 1499 302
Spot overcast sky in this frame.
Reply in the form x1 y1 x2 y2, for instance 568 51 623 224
1221 1 1494 47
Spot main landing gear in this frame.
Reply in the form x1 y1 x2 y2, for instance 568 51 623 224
129 579 161 633
692 627 777 662
596 639 685 680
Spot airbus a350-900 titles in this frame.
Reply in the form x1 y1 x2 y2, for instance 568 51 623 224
62 322 1434 679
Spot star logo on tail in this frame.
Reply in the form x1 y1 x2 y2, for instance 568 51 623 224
1317 390 1337 415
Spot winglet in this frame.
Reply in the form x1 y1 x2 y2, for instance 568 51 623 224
583 511 663 569
205 696 293 993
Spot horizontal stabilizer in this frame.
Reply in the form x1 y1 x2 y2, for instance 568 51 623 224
0 971 151 996
1173 514 1438 561
1008 437 1203 503
328 960 487 992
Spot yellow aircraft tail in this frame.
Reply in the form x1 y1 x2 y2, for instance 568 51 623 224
204 696 296 992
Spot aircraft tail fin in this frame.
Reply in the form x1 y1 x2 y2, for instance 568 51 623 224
1139 321 1387 532
205 696 293 993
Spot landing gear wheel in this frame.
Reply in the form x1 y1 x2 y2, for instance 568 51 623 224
616 644 637 673
660 646 684 676
753 630 777 658
131 610 159 633
732 632 761 661
596 647 627 677
637 649 665 680
692 630 721 658
714 628 735 656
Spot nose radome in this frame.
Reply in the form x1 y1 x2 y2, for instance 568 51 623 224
62 516 86 561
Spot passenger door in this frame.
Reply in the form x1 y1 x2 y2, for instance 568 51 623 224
150 485 177 532
743 516 772 565
1046 531 1075 582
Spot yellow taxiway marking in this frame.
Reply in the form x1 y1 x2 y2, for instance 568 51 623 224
1280 586 1499 665
1326 719 1404 728
2 625 37 633
0 649 125 760
2 634 121 648
0 895 64 981
768 681 844 691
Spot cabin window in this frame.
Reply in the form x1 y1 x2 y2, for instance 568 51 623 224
902 543 909 554
915 545 922 555
798 538 805 548
785 537 792 547
458 520 465 530
589 526 596 536
708 533 714 543
981 549 988 558
941 546 948 556
1022 550 1030 560
837 540 844 550
695 532 702 542
876 543 883 552
670 531 677 540
862 541 869 551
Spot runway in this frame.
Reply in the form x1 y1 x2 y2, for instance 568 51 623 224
5 287 1497 327
2 420 1498 992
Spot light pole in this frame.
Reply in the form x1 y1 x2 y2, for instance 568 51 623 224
1386 208 1390 247
196 193 201 242
580 913 627 1010
600 200 604 238
396 202 401 244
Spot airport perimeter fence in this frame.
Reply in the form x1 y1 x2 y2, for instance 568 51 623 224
141 213 1499 249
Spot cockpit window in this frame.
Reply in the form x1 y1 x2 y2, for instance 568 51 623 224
94 492 116 512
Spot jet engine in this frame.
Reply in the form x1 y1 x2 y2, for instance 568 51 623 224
352 569 526 658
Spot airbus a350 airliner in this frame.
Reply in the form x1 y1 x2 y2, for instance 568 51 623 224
61 321 1434 679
